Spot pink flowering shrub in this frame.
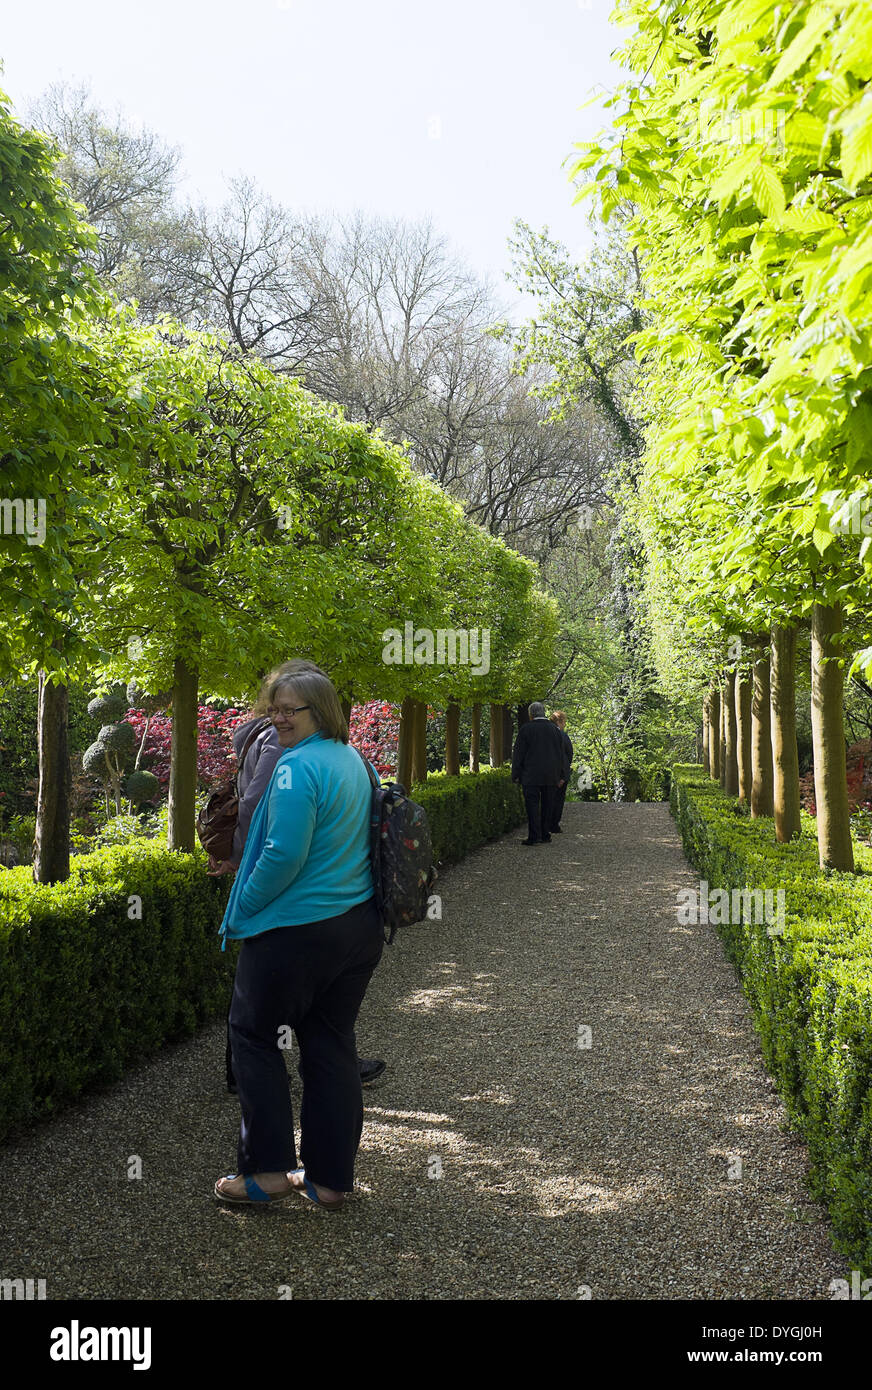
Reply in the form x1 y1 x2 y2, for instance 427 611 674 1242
124 706 250 794
121 699 402 798
348 701 399 777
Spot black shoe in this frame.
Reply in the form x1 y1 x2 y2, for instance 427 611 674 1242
521 838 541 845
359 1057 386 1086
226 1080 238 1095
551 825 562 833
541 834 552 842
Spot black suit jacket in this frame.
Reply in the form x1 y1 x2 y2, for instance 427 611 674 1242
560 729 573 784
511 718 565 787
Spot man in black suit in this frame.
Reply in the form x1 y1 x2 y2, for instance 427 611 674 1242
548 710 573 834
511 701 565 845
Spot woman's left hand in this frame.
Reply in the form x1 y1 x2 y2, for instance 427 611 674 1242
207 858 237 877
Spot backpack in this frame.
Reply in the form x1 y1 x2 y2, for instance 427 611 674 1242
196 718 270 860
354 749 437 944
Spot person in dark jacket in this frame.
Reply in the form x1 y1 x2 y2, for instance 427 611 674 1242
511 701 565 844
209 660 386 1092
548 710 573 834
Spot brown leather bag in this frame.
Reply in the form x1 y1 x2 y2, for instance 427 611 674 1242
196 718 269 860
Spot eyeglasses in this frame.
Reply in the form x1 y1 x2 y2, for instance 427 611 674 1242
267 705 311 720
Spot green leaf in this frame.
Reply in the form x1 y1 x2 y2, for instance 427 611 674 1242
840 91 872 188
769 5 835 86
751 162 786 220
784 111 827 155
709 148 759 203
781 206 837 233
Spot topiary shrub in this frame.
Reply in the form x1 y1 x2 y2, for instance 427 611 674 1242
87 692 128 723
123 769 160 806
83 689 140 816
97 722 136 755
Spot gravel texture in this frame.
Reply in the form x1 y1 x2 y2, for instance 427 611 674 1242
0 802 850 1300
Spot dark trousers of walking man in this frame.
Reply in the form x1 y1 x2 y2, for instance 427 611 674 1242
523 784 555 843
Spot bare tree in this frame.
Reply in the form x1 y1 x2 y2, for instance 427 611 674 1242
295 213 487 428
184 178 330 370
27 82 200 320
461 374 610 556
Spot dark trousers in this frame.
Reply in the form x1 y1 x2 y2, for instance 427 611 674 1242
550 782 567 831
228 897 383 1191
523 784 555 842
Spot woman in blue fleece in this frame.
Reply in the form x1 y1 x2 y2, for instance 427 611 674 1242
214 667 382 1210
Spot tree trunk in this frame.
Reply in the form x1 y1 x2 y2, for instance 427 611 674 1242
702 693 711 776
719 680 728 787
722 671 739 795
469 703 481 772
751 657 774 818
411 699 428 786
340 697 352 729
33 672 71 884
709 685 721 781
811 602 854 871
134 714 152 771
770 624 801 843
397 695 415 790
489 703 503 767
502 706 514 765
736 667 753 806
445 702 461 776
168 653 199 852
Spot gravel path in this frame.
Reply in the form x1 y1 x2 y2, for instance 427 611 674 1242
0 803 849 1300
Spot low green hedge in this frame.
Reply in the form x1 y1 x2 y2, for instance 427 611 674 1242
0 840 236 1141
413 765 525 864
0 767 523 1141
670 764 872 1275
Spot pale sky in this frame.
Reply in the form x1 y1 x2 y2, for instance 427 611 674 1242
0 0 628 322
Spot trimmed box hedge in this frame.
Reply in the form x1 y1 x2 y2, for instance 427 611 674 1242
415 765 525 864
0 765 523 1140
0 840 237 1141
670 764 872 1275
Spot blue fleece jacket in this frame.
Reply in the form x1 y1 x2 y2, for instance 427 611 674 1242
218 732 374 948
